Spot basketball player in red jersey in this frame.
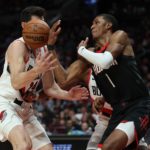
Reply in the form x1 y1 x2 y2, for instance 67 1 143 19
0 6 89 150
77 14 150 150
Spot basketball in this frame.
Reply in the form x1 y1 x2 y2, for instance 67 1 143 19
22 19 50 49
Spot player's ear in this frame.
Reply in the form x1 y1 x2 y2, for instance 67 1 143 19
21 22 26 28
106 22 112 30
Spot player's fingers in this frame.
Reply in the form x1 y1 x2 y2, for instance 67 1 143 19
44 53 53 62
42 51 50 60
93 101 99 112
81 94 89 99
82 87 89 92
49 58 57 66
81 90 89 96
80 96 88 100
92 103 99 114
51 20 61 31
71 85 81 89
96 106 101 113
48 65 58 71
55 27 61 35
36 52 41 60
75 87 88 94
81 40 85 44
85 37 89 43
79 40 84 44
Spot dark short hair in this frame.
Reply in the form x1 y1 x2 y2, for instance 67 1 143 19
20 6 46 22
98 14 119 32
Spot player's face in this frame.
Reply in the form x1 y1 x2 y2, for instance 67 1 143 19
91 16 109 40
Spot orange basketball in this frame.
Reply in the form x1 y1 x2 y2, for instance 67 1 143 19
22 19 50 49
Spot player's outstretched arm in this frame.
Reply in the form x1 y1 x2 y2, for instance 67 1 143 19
49 46 90 89
8 40 57 90
78 31 128 69
50 50 68 86
42 70 89 100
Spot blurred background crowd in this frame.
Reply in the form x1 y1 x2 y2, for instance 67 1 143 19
0 0 150 136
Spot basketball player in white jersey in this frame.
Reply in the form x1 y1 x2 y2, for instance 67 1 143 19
0 6 89 150
86 69 112 150
50 49 112 150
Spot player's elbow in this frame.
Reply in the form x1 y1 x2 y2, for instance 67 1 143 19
100 61 112 69
43 88 49 96
96 51 114 69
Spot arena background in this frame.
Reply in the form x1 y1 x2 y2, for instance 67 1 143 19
0 0 150 149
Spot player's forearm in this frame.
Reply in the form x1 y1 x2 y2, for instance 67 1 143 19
44 83 73 101
42 70 73 100
51 50 68 85
54 64 67 85
11 67 39 90
45 88 73 100
78 46 113 69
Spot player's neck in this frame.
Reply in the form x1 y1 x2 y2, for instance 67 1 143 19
26 44 37 57
96 31 112 47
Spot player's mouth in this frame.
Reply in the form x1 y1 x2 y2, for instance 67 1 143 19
91 29 97 35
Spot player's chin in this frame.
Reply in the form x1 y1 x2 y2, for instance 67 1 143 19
91 31 97 38
92 32 102 40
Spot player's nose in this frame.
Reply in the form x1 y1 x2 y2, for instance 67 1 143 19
91 24 95 31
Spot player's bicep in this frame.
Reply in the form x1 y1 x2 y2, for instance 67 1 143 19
107 30 128 58
7 41 26 78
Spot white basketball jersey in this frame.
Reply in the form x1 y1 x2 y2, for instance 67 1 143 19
0 37 46 101
87 69 102 101
87 69 112 112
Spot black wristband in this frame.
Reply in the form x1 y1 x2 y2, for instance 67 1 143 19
47 44 55 51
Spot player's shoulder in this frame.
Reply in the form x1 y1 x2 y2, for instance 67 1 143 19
7 38 27 55
111 30 128 43
12 37 25 46
112 30 128 38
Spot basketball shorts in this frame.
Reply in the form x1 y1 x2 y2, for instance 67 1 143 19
100 97 150 147
0 96 51 149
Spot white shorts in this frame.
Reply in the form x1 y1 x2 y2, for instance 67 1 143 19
0 97 51 150
115 121 135 146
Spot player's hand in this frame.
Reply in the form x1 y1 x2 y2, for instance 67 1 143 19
68 85 89 100
92 97 105 114
35 51 57 74
78 37 89 48
48 20 61 45
16 103 33 121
